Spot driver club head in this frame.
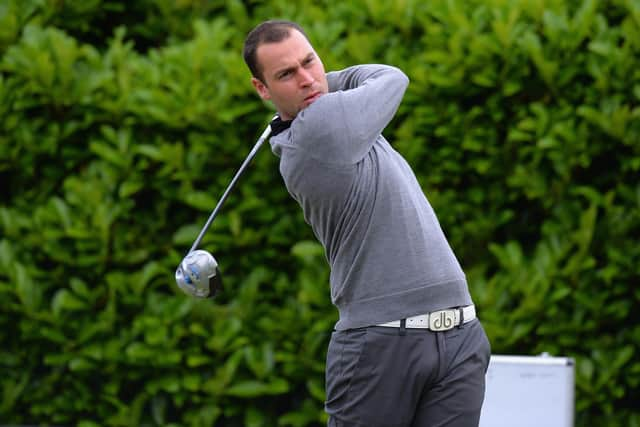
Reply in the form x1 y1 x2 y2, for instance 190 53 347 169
175 250 222 298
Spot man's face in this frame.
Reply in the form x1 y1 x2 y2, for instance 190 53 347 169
252 29 329 121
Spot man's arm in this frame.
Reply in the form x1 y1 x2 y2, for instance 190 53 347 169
326 64 406 92
293 64 409 165
326 64 409 143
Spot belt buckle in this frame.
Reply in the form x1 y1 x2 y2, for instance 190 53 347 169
429 309 456 331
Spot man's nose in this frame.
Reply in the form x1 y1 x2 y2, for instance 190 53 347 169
297 68 314 86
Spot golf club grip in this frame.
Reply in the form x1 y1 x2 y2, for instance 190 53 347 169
188 120 274 254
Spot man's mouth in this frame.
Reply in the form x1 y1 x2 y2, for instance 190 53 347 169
304 92 321 104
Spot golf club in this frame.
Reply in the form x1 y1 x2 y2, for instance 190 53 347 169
175 118 274 298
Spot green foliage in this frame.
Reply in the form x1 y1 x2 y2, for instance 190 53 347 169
0 0 638 425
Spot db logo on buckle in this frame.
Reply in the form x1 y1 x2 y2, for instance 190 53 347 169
429 310 456 331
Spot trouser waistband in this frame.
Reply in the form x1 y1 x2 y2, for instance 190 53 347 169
376 305 476 331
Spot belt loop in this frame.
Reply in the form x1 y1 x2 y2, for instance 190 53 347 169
399 319 407 336
458 307 464 329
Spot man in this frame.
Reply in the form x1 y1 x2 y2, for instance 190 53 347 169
243 20 491 427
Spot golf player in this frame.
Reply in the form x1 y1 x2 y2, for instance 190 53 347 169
243 20 491 427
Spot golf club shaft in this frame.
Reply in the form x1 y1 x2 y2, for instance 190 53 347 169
188 120 273 254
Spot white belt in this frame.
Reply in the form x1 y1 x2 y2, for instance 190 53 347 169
377 305 476 331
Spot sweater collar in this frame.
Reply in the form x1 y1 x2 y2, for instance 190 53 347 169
270 116 293 136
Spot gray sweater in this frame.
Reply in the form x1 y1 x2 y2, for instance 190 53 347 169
269 64 472 330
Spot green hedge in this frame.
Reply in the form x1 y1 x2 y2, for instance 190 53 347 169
1 0 639 425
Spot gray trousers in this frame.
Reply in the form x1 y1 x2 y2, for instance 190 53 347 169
325 319 491 427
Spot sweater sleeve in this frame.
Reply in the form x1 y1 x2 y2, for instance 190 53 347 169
291 64 409 166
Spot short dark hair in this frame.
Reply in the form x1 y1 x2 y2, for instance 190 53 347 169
243 20 309 83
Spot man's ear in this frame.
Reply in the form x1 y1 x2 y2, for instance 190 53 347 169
251 77 271 101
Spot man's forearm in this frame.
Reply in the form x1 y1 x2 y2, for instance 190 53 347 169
327 64 407 92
